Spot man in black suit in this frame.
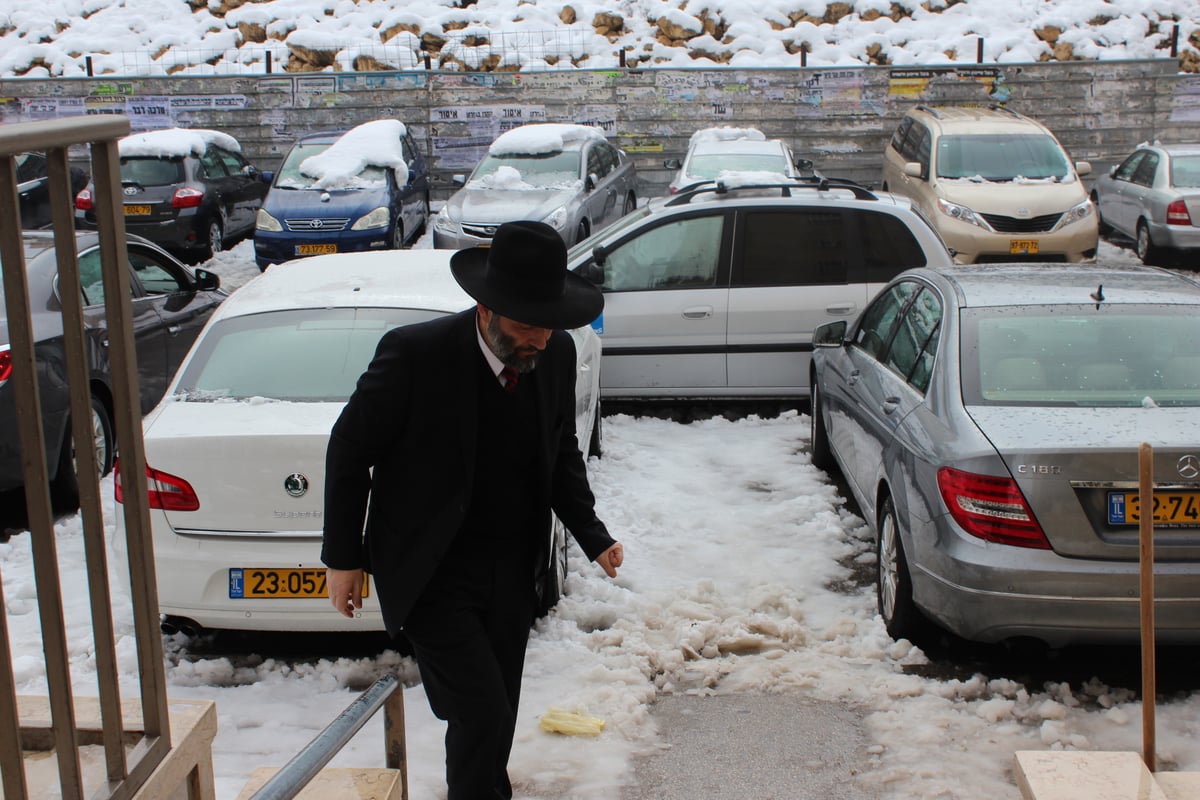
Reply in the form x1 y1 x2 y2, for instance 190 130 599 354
322 220 624 800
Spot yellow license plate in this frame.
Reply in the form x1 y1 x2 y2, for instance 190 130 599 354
1010 239 1039 254
296 244 337 255
229 568 370 599
124 205 152 215
1107 491 1200 526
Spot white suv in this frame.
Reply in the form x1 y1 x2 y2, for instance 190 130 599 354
569 176 953 400
881 105 1097 264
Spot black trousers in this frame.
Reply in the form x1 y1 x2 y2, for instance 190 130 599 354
403 553 536 800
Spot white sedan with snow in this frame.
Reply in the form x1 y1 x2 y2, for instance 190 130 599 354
113 250 602 634
432 122 638 249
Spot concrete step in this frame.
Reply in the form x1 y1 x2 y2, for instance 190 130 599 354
236 766 404 800
1014 750 1199 800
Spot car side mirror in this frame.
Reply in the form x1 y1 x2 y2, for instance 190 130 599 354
192 268 220 292
260 170 274 184
812 320 848 347
795 158 814 172
452 174 466 187
903 162 923 179
585 174 597 192
663 158 682 169
576 260 605 285
1075 161 1092 177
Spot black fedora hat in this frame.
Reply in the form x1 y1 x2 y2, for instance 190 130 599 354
450 220 604 329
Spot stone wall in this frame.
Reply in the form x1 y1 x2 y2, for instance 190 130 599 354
3 60 1199 200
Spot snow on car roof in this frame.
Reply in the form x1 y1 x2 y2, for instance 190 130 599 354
118 128 241 157
298 118 411 189
688 126 766 147
488 123 605 156
215 250 472 321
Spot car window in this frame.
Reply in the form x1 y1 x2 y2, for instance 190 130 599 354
1131 152 1158 186
739 209 849 286
587 146 604 180
858 211 931 281
901 122 931 174
600 214 723 291
599 141 619 174
174 308 446 402
75 248 108 306
890 117 912 155
886 287 942 393
1171 155 1200 188
966 306 1200 407
121 157 185 186
472 150 581 187
1113 151 1144 181
852 281 919 360
199 148 229 179
214 147 248 176
130 250 185 295
15 152 47 183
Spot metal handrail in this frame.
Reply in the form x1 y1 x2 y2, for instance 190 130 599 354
248 673 408 800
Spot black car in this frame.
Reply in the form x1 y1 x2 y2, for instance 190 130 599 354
15 151 89 230
0 231 226 508
75 128 271 264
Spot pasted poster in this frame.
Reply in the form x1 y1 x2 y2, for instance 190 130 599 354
797 69 872 117
1169 76 1200 123
429 104 546 167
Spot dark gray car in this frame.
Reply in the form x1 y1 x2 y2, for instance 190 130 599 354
809 263 1200 648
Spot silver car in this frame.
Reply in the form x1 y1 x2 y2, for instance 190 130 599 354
432 123 638 249
810 263 1200 648
663 127 812 195
1091 142 1200 265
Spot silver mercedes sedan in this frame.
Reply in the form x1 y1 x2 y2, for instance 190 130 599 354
810 263 1200 648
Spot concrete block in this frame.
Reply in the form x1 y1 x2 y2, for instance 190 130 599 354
1014 751 1166 800
1155 771 1200 800
236 766 404 800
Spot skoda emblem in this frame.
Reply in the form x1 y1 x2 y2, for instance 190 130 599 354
284 473 309 497
309 219 325 229
1178 454 1200 480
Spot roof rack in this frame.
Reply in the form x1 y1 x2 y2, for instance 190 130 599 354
664 176 880 206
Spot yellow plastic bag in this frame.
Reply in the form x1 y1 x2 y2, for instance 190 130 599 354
539 706 606 736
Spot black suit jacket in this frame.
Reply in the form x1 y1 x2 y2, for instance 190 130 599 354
321 308 614 636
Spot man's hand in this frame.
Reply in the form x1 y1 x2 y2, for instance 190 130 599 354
327 567 364 617
596 542 624 578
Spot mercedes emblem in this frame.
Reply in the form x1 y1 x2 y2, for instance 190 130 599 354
1178 454 1200 480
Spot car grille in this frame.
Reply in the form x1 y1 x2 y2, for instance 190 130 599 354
980 212 1063 233
284 217 351 232
460 222 500 239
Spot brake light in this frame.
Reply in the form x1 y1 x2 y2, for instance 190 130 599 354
1165 199 1192 226
0 346 11 388
114 457 200 511
75 189 93 211
172 187 204 209
936 467 1050 549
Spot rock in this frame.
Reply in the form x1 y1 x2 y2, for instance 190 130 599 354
1035 25 1062 43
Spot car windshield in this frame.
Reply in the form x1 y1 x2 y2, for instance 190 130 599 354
935 134 1072 181
276 142 389 190
470 150 581 188
687 152 789 180
172 307 446 402
962 305 1200 407
1170 155 1200 188
120 157 185 186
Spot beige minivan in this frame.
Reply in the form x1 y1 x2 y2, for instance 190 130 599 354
881 105 1097 264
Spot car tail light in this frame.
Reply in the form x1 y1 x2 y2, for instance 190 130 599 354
172 187 204 209
114 457 200 511
936 467 1050 549
0 346 11 388
75 189 93 211
1166 199 1192 226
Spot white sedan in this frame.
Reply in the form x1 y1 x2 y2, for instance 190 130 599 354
113 250 602 633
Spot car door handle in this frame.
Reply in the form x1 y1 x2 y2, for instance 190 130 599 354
826 303 856 315
882 397 901 415
847 369 861 386
168 325 182 335
682 306 713 319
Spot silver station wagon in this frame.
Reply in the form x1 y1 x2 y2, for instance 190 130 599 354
810 263 1200 648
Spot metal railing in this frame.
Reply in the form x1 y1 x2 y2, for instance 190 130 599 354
0 116 173 798
248 673 408 800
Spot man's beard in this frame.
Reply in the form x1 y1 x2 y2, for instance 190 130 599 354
485 313 541 373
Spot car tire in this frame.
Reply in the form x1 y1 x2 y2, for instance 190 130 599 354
588 402 603 459
535 518 569 617
876 495 923 642
50 395 115 512
415 193 430 239
206 218 224 260
809 378 835 472
622 192 637 215
390 221 405 250
1091 192 1112 236
1136 220 1162 265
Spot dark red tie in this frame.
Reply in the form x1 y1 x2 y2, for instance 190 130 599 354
500 366 519 392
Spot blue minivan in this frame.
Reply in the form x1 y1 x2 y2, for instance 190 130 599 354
254 119 430 270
